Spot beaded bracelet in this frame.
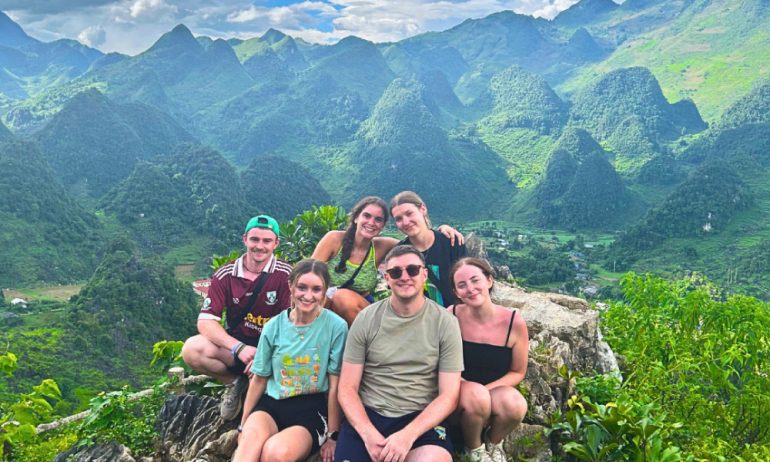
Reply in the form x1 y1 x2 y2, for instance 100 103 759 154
231 342 244 358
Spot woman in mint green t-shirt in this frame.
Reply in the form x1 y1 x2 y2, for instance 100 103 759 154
234 259 348 462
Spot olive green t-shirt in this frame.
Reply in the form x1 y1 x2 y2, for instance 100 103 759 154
343 298 463 417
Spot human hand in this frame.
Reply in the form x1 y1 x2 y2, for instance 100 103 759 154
362 430 386 462
379 429 415 462
437 224 464 246
238 346 256 377
320 439 336 462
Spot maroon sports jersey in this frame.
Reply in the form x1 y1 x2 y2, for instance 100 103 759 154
199 254 291 344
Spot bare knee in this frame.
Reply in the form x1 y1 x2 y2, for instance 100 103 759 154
459 382 491 417
493 388 527 422
406 446 452 462
262 439 296 462
331 290 367 324
181 335 206 366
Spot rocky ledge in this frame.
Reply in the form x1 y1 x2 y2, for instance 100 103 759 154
59 282 617 462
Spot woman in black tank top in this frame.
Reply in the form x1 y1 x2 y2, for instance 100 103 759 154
448 258 529 462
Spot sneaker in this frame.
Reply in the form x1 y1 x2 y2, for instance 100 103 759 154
485 440 507 462
464 445 493 462
220 375 247 420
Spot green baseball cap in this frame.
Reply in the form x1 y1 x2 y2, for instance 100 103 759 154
244 215 280 237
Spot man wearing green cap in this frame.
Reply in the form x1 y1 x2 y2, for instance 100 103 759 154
182 215 291 420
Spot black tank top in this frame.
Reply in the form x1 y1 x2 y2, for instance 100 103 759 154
452 306 516 385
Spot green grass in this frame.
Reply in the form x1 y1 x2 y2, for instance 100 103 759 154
558 0 770 123
475 123 556 188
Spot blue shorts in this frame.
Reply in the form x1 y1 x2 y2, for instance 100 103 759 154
334 407 452 462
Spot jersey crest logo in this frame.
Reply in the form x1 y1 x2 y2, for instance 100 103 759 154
202 297 211 310
232 297 240 304
266 291 277 305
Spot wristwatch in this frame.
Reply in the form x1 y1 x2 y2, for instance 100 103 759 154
326 430 339 441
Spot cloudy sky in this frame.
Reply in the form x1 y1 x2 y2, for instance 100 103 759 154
1 0 582 56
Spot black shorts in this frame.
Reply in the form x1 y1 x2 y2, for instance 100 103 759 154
334 407 453 462
251 393 328 454
227 357 249 376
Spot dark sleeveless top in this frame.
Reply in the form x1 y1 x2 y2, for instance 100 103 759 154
452 306 516 385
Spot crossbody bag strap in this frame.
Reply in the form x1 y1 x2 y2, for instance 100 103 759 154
227 272 270 332
339 245 371 290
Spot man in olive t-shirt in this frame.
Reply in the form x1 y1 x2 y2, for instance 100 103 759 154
336 245 463 462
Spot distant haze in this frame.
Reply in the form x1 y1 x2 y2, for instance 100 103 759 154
1 0 592 55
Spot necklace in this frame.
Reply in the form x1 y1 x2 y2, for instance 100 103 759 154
290 308 320 340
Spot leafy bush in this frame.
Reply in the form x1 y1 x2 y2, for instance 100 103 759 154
76 386 165 456
275 205 347 264
600 273 770 458
548 394 683 462
0 351 63 460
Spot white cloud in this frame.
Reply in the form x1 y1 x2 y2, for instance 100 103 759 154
228 1 337 30
77 25 107 47
6 0 583 55
129 0 177 19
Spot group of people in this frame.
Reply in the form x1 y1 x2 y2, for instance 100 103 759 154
181 191 529 462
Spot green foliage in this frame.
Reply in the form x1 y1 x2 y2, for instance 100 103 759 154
484 65 568 134
570 67 705 143
101 143 246 252
548 394 684 462
276 205 347 264
600 273 770 458
76 386 165 456
0 356 63 460
12 430 78 462
0 140 102 286
210 249 241 270
0 352 17 377
150 340 186 373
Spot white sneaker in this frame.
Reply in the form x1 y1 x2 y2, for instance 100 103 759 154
485 440 507 462
220 375 247 420
464 444 493 462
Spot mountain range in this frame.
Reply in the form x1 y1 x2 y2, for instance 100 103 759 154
0 0 769 296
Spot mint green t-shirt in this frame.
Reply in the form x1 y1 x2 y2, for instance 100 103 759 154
252 308 348 400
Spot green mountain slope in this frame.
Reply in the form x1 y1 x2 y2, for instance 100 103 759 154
570 66 706 141
474 66 568 187
0 12 102 105
241 156 332 221
685 77 770 166
34 89 194 197
342 78 513 220
553 0 619 27
560 0 770 122
535 137 627 228
101 144 246 251
611 161 752 257
0 140 102 286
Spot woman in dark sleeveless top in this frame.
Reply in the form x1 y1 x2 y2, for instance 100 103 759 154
448 257 529 462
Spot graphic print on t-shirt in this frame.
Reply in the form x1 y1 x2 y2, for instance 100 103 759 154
279 346 323 397
423 264 444 306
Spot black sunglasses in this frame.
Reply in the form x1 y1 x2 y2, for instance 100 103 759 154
385 265 424 279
